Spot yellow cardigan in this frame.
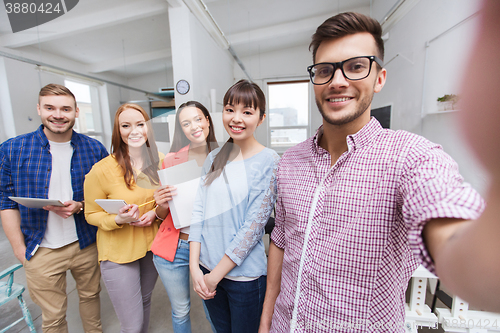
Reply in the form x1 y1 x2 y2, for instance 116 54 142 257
84 154 163 263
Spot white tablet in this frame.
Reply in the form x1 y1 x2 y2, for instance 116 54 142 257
94 199 128 214
8 197 65 209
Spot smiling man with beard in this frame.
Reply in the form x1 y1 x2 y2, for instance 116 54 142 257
0 83 108 333
259 12 485 333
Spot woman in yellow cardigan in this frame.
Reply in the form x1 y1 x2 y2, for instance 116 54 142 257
84 103 163 333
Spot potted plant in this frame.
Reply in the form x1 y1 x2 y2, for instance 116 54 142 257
437 94 459 111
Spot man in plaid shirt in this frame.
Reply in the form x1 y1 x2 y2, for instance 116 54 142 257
0 84 108 333
259 12 486 333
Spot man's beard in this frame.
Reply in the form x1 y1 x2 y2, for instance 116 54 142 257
316 93 373 126
43 119 75 135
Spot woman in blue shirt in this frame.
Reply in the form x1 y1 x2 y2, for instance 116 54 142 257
189 80 279 333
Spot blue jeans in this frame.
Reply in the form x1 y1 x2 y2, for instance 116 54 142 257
200 266 266 333
153 239 215 333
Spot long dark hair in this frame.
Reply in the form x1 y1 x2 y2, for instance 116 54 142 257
204 80 266 186
111 103 160 189
169 101 218 154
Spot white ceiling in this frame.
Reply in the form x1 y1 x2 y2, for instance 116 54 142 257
0 0 386 80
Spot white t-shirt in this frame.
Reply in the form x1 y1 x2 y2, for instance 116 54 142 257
40 140 78 249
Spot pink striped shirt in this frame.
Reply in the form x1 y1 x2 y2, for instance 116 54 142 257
270 118 484 332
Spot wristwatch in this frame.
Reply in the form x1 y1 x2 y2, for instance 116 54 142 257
78 201 85 214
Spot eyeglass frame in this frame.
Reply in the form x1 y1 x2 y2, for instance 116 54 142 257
307 56 384 85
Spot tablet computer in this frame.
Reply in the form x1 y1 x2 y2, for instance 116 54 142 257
94 199 128 214
8 197 65 209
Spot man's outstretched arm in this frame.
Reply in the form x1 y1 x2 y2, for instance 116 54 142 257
424 207 500 311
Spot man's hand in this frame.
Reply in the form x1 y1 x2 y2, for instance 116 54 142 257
1 209 26 264
43 200 82 218
13 243 26 264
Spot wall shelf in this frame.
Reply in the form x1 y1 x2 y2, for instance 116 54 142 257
426 109 459 115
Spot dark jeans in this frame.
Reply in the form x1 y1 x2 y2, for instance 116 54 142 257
200 266 266 333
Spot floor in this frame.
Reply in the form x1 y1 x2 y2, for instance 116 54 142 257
1 221 447 333
0 224 214 333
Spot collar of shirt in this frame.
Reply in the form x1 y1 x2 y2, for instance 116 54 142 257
312 117 384 156
36 125 80 149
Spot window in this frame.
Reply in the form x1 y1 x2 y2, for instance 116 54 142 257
65 80 104 143
268 80 309 148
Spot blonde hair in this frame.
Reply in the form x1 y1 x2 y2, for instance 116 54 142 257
38 83 77 107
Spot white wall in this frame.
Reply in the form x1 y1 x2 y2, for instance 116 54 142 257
190 17 233 115
372 0 481 131
0 57 64 136
127 69 174 102
372 0 486 192
0 57 15 142
0 46 131 142
167 2 234 145
190 12 234 143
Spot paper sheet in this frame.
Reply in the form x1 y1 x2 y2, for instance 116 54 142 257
157 159 202 229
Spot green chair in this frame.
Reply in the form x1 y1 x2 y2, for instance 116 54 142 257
0 264 36 332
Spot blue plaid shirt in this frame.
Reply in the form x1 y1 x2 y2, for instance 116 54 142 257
0 125 108 260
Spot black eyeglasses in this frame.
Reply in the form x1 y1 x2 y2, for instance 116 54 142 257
307 56 383 85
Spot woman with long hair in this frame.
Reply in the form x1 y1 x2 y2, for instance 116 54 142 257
189 80 280 333
151 101 218 333
84 103 162 333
